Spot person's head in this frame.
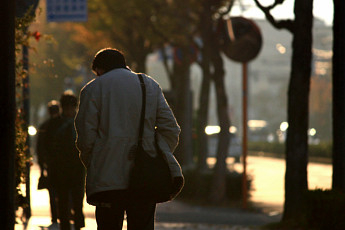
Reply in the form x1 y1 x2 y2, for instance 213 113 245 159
92 48 127 76
60 90 78 118
47 100 60 118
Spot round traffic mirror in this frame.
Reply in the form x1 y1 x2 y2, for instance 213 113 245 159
221 17 262 63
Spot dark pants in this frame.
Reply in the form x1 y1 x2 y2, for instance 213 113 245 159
47 168 58 223
48 186 58 223
50 163 85 230
93 190 156 230
56 184 85 230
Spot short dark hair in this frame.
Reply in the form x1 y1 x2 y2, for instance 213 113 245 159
92 48 127 74
47 100 60 115
60 91 78 109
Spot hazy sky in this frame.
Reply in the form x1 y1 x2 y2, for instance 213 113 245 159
231 0 334 26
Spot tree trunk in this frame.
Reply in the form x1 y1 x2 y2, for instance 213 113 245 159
127 38 149 73
173 50 194 166
209 49 231 203
196 65 211 171
197 1 213 172
196 1 231 203
0 0 16 228
332 0 345 191
135 54 147 73
283 0 313 221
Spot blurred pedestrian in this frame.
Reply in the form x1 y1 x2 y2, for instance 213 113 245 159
75 48 183 230
36 100 60 224
49 91 86 230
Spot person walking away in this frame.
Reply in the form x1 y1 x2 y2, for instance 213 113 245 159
75 48 184 230
36 100 60 225
50 92 86 230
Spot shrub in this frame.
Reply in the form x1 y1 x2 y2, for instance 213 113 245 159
248 142 284 155
15 7 37 214
248 141 332 159
308 143 332 158
303 189 345 230
178 168 252 204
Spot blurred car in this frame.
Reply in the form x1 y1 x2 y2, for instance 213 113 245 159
208 133 242 162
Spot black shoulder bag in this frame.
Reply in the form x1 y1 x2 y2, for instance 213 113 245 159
128 74 174 203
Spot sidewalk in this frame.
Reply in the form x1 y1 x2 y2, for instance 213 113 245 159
15 163 281 230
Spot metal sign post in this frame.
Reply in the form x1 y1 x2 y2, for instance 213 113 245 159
242 62 248 209
223 17 262 209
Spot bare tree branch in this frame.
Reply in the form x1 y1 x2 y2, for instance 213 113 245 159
219 0 235 17
266 0 285 11
253 0 294 33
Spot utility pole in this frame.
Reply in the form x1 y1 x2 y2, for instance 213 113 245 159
0 0 16 229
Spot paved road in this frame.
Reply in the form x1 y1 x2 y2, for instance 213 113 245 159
210 155 332 214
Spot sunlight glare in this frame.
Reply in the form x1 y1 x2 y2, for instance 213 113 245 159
28 125 37 136
205 126 221 135
280 122 288 132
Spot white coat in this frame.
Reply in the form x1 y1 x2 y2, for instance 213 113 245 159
75 68 182 204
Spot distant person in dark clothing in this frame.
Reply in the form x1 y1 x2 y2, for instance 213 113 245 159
36 100 60 224
49 91 86 230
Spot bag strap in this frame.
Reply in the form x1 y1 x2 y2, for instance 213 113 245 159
137 74 146 147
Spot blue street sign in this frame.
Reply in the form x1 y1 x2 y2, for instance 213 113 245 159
47 0 87 22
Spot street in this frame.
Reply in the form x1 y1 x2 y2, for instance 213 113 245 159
225 155 331 213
